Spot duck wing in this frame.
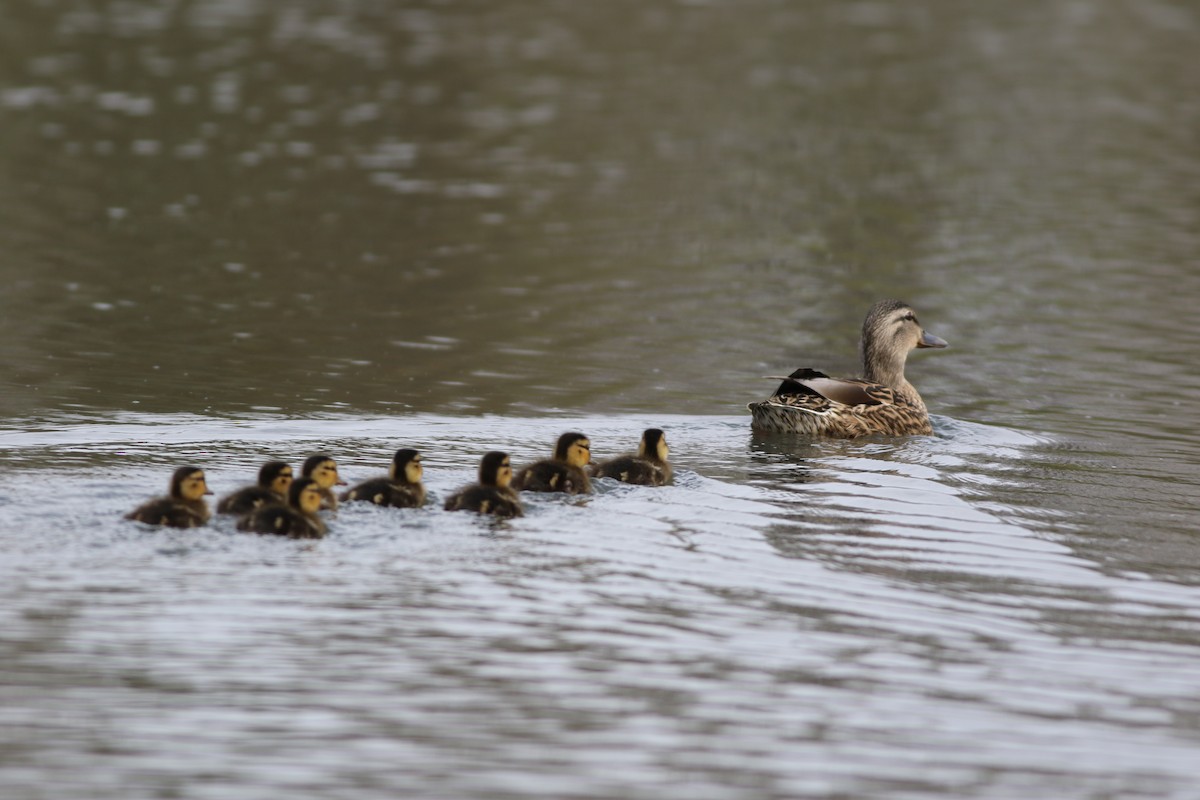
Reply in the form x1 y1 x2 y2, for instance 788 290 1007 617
765 369 897 407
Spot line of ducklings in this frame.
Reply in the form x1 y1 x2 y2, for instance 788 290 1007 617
124 428 673 536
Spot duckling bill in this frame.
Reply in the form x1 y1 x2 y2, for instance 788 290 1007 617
444 451 524 518
341 448 426 508
749 299 947 437
512 432 592 494
237 476 327 538
591 428 672 486
217 460 293 515
125 466 212 528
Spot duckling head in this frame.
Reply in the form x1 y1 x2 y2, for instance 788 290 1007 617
303 454 346 490
860 300 947 386
171 466 212 501
639 428 669 463
259 461 294 497
554 432 591 468
289 476 324 515
389 449 423 485
480 451 513 488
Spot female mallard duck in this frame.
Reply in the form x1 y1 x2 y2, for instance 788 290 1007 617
591 428 673 486
217 460 293 515
237 476 327 538
302 453 347 511
749 299 948 437
340 448 427 508
444 451 524 518
512 432 592 494
125 466 213 528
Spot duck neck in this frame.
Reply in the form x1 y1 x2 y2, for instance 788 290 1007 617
864 337 920 391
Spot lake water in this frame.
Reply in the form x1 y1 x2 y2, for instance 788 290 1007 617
3 2 1199 798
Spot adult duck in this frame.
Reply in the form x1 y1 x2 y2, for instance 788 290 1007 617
749 300 947 437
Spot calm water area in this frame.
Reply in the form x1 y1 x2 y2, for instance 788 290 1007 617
2 1 1200 798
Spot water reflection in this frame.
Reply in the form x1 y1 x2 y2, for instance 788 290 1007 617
3 0 1193 431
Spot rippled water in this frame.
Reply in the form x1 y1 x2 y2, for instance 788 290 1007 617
3 1 1200 798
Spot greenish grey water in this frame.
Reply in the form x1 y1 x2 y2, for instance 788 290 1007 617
3 2 1200 798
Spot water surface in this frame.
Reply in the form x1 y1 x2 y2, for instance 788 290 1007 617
3 1 1200 798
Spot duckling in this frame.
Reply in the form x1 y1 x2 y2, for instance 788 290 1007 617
217 460 294 515
591 428 673 486
302 453 346 511
444 451 524 518
512 432 592 494
749 299 948 437
340 448 427 508
237 476 327 538
125 466 213 528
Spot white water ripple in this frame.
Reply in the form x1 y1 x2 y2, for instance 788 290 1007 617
1 412 1198 799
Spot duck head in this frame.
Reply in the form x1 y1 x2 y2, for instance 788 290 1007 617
860 300 947 386
171 466 212 502
553 432 592 468
389 448 423 485
480 451 514 488
259 461 294 498
289 477 324 515
639 428 669 463
303 454 346 489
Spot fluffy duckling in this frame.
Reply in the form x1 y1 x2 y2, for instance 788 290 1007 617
302 453 346 511
512 432 592 494
444 451 524 518
125 466 213 528
237 476 327 539
217 460 294 515
591 428 673 486
749 299 948 437
341 448 427 508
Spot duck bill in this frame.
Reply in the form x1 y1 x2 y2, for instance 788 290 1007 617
918 331 948 349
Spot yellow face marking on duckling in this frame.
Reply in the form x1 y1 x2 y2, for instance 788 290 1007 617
180 471 211 501
656 437 670 463
298 484 324 515
405 456 423 485
271 469 294 496
495 458 513 489
566 439 591 469
312 460 342 489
